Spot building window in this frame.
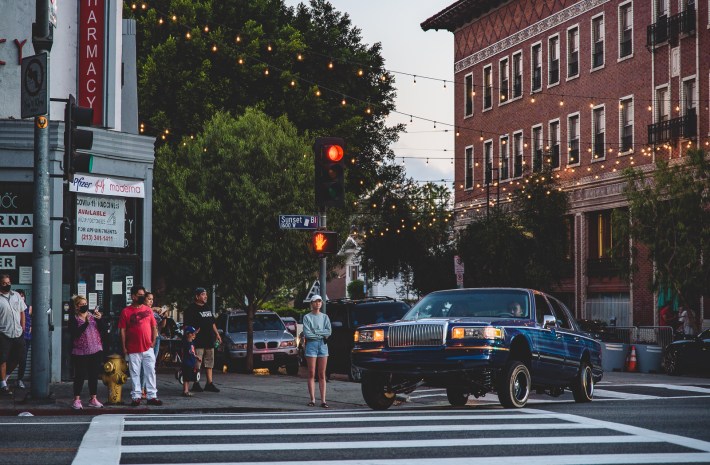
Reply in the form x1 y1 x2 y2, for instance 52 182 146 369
499 57 510 103
464 73 473 117
512 51 523 98
589 210 614 259
592 106 606 160
548 35 560 86
591 15 605 69
465 146 474 189
682 77 696 116
500 136 510 180
656 0 669 19
620 97 634 153
513 132 523 178
619 3 633 58
483 65 492 110
484 140 493 184
568 114 580 165
532 125 543 171
348 265 359 282
549 120 560 169
656 86 670 122
531 43 542 91
567 27 579 78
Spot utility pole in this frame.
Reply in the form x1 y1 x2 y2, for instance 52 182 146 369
319 208 327 314
31 0 53 399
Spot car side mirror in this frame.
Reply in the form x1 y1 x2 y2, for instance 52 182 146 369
332 321 343 328
543 315 557 329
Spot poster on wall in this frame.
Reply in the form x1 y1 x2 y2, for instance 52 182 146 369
76 195 126 248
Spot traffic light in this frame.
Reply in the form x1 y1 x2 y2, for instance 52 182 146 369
64 94 94 181
311 230 338 256
314 136 345 208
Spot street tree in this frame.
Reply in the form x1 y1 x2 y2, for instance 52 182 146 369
457 166 570 291
613 148 710 310
153 108 315 371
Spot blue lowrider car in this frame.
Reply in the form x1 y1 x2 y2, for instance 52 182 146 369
351 288 603 409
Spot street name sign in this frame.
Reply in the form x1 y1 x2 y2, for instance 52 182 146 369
279 215 319 230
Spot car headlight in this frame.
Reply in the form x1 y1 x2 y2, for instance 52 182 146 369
355 329 385 342
451 326 504 340
280 340 295 348
231 343 247 350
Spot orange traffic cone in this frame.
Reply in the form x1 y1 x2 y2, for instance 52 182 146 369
625 345 638 372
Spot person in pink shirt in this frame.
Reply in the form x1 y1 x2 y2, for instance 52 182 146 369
119 285 162 406
68 295 106 410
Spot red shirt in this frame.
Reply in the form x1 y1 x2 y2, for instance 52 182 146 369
118 304 156 354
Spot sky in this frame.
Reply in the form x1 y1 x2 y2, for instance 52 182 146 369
285 0 456 186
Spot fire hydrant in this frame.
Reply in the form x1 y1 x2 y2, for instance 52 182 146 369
101 354 128 404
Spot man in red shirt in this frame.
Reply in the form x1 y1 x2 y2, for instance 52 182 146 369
119 285 162 406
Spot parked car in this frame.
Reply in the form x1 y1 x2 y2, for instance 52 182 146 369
298 297 410 381
662 329 710 375
352 288 603 410
280 316 298 338
215 310 299 375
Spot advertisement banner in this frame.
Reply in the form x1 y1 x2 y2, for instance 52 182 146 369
69 175 145 198
76 195 125 248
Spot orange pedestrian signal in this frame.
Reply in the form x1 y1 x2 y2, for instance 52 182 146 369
311 230 338 255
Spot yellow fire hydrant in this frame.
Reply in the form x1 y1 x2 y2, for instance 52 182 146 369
101 354 128 404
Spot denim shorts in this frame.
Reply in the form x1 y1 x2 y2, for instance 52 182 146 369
305 339 329 358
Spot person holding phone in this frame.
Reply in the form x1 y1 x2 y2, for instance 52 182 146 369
68 295 107 409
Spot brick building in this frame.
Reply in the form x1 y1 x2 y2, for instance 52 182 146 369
422 0 708 326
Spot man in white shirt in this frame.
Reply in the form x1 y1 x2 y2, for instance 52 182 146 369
0 274 26 395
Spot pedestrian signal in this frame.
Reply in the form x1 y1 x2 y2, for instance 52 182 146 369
311 230 338 255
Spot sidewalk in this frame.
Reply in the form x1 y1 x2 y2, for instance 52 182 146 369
0 366 706 416
0 366 366 416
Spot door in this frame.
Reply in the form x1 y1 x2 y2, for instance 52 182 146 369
533 293 566 384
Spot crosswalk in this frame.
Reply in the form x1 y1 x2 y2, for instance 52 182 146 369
407 382 710 404
73 407 710 465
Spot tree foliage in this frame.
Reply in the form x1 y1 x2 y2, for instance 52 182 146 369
355 182 456 297
153 109 314 369
457 166 570 291
613 148 710 307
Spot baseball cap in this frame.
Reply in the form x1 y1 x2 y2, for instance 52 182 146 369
194 287 206 296
311 294 322 302
184 326 197 334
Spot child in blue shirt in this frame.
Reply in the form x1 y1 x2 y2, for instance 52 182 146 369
181 326 200 397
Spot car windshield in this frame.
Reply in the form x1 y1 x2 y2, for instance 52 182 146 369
228 314 286 333
350 303 409 327
403 289 530 320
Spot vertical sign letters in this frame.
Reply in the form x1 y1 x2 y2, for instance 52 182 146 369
79 0 105 126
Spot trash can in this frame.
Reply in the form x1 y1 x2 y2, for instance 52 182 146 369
601 342 628 372
635 344 663 373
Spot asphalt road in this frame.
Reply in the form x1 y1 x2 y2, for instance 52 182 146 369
2 383 709 465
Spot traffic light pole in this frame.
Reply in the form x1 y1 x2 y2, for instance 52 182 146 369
319 208 327 314
31 0 53 399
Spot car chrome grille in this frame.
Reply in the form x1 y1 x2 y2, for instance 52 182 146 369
388 322 447 347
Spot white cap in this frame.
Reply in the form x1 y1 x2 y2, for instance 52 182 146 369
310 294 323 302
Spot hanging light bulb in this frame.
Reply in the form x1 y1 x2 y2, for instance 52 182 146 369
328 59 334 69
297 53 303 61
237 57 244 65
443 80 447 89
341 97 347 106
413 75 417 85
204 25 209 33
211 44 218 52
357 69 363 76
264 67 269 75
235 35 241 43
185 31 191 39
410 115 413 123
158 18 164 25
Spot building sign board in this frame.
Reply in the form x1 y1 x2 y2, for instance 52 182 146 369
79 0 105 125
0 234 32 253
69 174 145 198
76 194 125 248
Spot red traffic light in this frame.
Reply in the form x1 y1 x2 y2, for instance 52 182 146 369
326 144 344 162
311 230 338 255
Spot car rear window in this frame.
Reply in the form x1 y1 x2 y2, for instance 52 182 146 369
228 314 285 333
350 303 409 327
403 289 530 320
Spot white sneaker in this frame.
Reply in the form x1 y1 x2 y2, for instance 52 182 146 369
16 380 25 389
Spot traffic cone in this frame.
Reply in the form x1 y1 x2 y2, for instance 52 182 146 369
625 345 638 372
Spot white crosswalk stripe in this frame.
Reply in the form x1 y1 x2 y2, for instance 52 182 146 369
73 407 710 465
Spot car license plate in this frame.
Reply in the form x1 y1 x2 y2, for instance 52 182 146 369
261 354 274 361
